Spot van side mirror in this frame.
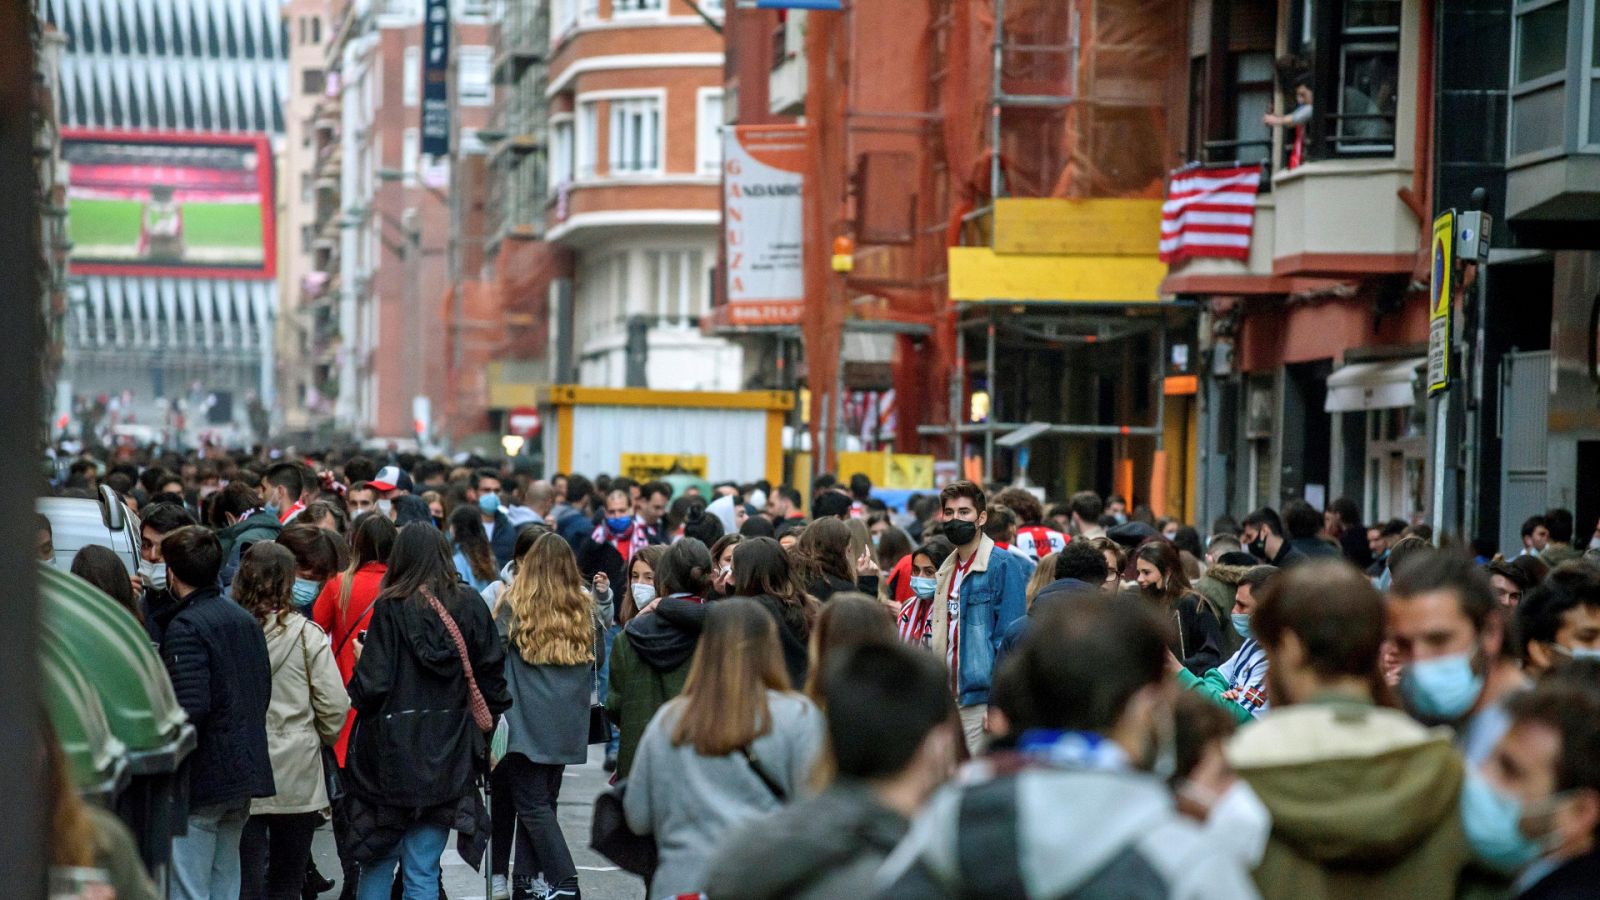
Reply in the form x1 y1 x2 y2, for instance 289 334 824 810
99 483 127 532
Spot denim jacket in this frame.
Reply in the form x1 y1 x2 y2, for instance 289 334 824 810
930 536 1030 707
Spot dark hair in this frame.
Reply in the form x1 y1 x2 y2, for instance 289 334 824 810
214 482 263 523
982 504 1017 541
233 542 297 625
1242 507 1284 537
565 474 594 505
641 480 672 502
348 512 398 570
668 495 707 533
1522 515 1550 539
344 455 378 484
875 525 913 573
814 474 838 492
1283 501 1322 539
659 538 715 598
805 592 897 702
1134 538 1192 603
993 488 1043 525
1069 490 1103 522
938 480 986 515
379 523 459 606
740 515 775 538
1381 518 1410 538
472 468 503 488
1172 526 1204 560
70 544 136 617
848 473 872 501
1517 564 1600 649
811 490 853 520
266 462 305 499
1329 497 1362 528
294 499 348 534
776 486 803 507
1509 553 1550 589
682 504 726 546
448 505 498 583
1387 535 1432 575
511 523 549 565
275 524 346 580
1485 559 1534 592
1505 663 1600 807
1392 548 1497 632
1055 541 1109 584
140 501 196 537
1546 508 1576 544
1240 564 1280 594
1253 560 1384 682
912 537 956 572
1014 595 1170 732
792 516 854 585
823 642 952 779
161 525 223 590
732 537 816 639
1211 515 1241 537
1173 691 1237 785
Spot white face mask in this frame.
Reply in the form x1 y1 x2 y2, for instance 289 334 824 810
631 583 657 607
1180 779 1273 869
377 498 393 518
138 557 168 591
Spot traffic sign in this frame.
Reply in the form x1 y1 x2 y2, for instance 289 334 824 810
507 406 541 437
1428 210 1454 397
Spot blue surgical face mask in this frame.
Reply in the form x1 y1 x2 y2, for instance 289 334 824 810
478 493 501 516
1460 767 1541 874
910 575 937 600
1231 612 1252 640
607 516 633 534
1549 643 1600 663
1399 651 1484 722
291 577 321 610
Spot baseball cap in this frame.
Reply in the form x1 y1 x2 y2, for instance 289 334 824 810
370 465 414 493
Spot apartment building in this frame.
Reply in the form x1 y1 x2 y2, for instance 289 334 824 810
277 0 334 437
544 0 738 390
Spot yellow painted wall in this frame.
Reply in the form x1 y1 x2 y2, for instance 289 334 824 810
948 247 1169 303
993 198 1164 256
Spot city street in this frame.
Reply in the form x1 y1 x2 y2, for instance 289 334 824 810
310 745 641 900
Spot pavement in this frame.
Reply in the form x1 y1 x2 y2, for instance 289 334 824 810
309 745 644 899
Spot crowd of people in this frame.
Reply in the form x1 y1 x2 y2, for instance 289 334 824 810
39 448 1600 900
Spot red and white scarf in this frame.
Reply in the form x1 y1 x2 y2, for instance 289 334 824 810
592 516 651 564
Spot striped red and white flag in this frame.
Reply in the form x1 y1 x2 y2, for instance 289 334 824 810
1159 165 1262 264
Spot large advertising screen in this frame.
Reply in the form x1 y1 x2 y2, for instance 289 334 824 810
63 130 275 279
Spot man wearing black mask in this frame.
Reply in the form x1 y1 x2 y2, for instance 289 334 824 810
1240 507 1307 568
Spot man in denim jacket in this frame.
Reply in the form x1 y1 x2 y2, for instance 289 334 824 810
930 480 1030 752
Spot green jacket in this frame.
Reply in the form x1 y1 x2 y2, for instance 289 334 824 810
218 510 283 563
1194 562 1250 660
1227 697 1474 900
605 627 693 779
1177 667 1255 726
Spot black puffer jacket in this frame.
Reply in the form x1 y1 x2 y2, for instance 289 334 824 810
743 593 812 689
154 584 275 808
345 584 511 809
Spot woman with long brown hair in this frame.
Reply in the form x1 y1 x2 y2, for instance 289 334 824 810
450 506 499 592
233 542 349 900
1134 538 1223 675
624 598 823 900
732 536 818 688
790 517 871 602
493 533 596 900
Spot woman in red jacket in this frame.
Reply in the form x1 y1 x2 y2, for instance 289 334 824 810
311 512 397 763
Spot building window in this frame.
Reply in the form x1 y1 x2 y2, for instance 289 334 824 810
612 0 662 14
608 96 662 174
454 0 491 24
1588 0 1600 146
312 17 322 43
457 46 493 106
1510 0 1571 158
577 101 599 177
552 0 578 36
1327 0 1399 154
1184 0 1277 166
551 118 574 188
696 89 724 175
403 127 420 184
303 68 326 95
645 249 707 325
403 45 421 107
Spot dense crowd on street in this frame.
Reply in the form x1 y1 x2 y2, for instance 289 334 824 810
37 447 1600 900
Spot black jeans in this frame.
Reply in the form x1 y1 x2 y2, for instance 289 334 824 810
499 754 576 887
490 764 516 877
240 812 322 900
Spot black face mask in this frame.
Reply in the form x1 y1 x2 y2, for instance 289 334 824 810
1249 537 1268 560
945 519 979 546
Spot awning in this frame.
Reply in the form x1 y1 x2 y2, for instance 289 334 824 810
1324 357 1425 412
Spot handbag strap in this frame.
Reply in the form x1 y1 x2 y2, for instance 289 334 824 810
738 745 787 802
421 586 494 733
333 599 375 660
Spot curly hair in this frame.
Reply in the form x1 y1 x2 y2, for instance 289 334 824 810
498 533 595 666
233 541 297 626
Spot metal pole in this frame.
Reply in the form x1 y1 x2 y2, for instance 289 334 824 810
983 310 996 484
1431 390 1449 541
989 0 1004 203
0 1 47 890
953 315 966 468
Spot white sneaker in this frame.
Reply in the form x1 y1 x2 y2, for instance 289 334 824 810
491 874 511 900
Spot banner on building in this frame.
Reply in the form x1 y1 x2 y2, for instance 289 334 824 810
1159 164 1262 265
1428 210 1454 396
62 130 275 279
421 0 451 156
723 125 806 326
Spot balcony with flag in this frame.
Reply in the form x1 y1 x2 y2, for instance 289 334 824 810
1159 162 1278 295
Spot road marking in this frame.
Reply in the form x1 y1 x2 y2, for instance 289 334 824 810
577 865 621 872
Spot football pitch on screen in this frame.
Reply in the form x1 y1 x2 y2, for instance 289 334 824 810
68 197 264 266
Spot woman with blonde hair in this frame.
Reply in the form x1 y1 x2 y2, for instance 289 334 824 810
625 598 823 899
493 532 598 900
1026 551 1061 607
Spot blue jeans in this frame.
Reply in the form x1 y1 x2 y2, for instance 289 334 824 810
169 800 250 900
356 823 449 900
599 623 622 753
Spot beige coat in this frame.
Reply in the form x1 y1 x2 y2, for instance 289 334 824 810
251 613 350 816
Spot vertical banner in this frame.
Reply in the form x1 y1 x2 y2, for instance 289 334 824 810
723 125 806 325
1428 210 1454 396
421 0 451 157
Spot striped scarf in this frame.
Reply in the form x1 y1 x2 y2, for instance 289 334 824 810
592 517 651 564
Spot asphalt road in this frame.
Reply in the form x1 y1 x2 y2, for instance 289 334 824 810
309 744 644 900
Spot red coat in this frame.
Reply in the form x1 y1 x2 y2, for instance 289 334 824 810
311 561 387 764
